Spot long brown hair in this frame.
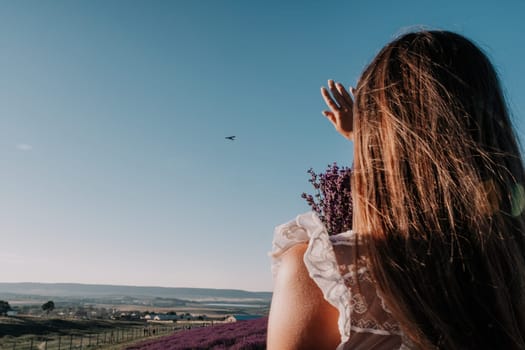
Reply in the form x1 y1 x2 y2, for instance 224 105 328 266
353 30 525 349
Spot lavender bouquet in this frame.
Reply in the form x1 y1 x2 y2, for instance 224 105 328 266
301 162 353 235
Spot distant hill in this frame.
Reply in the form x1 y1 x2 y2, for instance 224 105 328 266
0 282 272 303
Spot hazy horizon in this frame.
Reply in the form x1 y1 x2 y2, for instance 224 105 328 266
2 0 524 291
0 281 271 293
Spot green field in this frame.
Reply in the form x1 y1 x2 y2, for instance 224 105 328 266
0 316 178 350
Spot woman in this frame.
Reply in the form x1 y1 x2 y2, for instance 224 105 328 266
268 30 525 349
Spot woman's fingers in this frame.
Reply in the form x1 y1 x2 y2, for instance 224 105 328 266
328 80 344 106
327 80 353 109
322 110 336 124
337 83 353 107
321 87 340 111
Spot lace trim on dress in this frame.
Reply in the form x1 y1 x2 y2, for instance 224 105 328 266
271 212 406 350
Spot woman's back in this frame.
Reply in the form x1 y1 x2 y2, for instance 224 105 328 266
352 30 525 349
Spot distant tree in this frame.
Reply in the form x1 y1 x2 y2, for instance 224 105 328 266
0 300 11 315
167 311 177 315
42 300 55 315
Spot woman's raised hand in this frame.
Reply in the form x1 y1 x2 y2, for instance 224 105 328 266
321 80 355 141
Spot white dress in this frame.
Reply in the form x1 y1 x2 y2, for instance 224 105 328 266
270 212 411 350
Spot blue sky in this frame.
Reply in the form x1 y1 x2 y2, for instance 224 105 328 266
1 0 524 292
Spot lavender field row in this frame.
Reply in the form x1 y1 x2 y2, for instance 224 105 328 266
127 317 268 350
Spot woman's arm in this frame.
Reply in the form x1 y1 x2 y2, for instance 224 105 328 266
267 243 341 350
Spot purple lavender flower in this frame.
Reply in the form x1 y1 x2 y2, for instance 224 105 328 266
126 317 268 350
302 163 353 235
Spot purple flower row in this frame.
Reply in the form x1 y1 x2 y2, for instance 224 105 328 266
127 317 267 350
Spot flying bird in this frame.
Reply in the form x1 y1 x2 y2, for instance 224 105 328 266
225 136 236 141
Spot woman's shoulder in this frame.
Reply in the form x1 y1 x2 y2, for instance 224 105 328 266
267 240 341 350
269 212 407 349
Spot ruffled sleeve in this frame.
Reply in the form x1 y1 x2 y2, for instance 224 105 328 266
270 212 405 350
271 212 352 349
